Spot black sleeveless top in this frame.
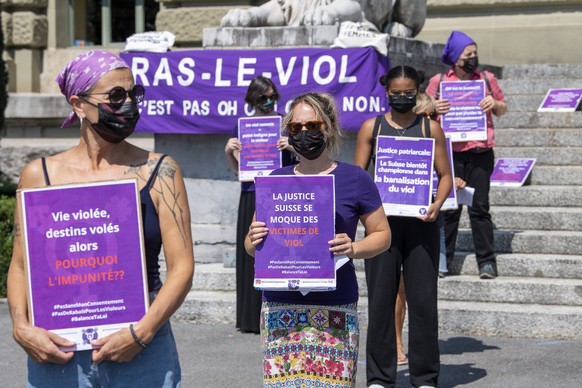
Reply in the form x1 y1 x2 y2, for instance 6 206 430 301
41 155 167 292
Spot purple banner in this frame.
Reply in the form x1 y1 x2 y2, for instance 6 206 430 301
238 116 282 182
254 175 335 291
20 180 148 350
537 88 582 112
374 136 435 217
120 47 389 134
440 80 487 142
490 158 536 187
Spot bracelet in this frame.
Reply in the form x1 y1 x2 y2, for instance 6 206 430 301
129 323 147 348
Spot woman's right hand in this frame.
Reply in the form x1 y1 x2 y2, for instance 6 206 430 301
455 177 467 190
14 323 75 364
224 138 241 155
434 98 451 115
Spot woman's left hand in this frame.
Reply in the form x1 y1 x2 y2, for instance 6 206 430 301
277 136 292 152
91 327 143 364
329 233 355 258
479 95 497 113
418 203 440 223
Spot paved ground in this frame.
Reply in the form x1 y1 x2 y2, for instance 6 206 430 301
1 301 580 387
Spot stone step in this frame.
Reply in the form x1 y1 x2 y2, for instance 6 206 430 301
490 185 582 207
450 252 582 279
503 64 582 81
498 79 582 95
174 289 582 340
495 112 582 129
528 165 582 185
495 127 582 147
458 206 582 231
456 229 582 255
438 275 582 306
494 146 582 165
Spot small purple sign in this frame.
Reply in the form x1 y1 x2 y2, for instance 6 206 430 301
120 47 390 134
440 80 487 142
432 136 457 210
490 158 536 187
254 175 336 291
375 136 435 217
238 116 283 182
20 180 148 351
537 89 582 112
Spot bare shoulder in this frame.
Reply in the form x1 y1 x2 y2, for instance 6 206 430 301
18 158 49 189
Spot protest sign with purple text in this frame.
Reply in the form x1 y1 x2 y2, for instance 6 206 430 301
440 80 487 142
432 136 457 210
254 175 335 292
238 116 282 182
375 136 435 217
537 88 582 112
20 180 148 351
490 158 536 187
120 47 389 134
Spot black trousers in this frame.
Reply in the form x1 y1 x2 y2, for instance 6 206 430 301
365 217 440 388
444 149 495 269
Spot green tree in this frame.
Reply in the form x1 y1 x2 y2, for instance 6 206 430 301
0 195 15 297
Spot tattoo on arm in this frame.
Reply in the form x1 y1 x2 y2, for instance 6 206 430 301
149 158 189 248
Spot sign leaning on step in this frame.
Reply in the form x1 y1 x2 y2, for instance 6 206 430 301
19 179 149 351
490 158 536 187
440 80 487 142
374 136 435 217
537 88 582 112
238 116 283 182
254 175 336 292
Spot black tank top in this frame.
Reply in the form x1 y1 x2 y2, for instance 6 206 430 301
41 155 167 292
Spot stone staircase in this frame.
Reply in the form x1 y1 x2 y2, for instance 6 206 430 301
173 64 582 340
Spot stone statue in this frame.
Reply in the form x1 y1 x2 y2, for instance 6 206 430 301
220 0 427 38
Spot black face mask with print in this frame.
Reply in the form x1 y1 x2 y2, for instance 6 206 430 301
89 101 140 144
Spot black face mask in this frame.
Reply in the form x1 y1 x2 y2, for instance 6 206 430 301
288 129 326 160
89 101 140 144
389 95 417 114
460 56 479 74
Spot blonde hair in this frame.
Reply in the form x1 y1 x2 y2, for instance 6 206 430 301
282 92 343 158
414 93 437 117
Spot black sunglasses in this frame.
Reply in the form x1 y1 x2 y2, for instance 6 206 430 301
258 93 279 104
286 121 324 135
80 85 145 107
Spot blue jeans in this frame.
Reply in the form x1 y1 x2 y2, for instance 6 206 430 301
28 315 181 387
439 225 448 274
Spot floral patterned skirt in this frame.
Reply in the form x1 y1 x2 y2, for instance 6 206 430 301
261 301 359 388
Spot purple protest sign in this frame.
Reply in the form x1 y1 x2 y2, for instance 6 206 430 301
254 175 335 292
20 180 148 351
120 47 389 134
490 158 536 187
537 89 582 112
238 116 282 182
431 136 457 210
440 80 487 142
374 136 435 217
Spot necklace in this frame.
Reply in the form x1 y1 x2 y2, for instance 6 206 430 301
389 115 416 136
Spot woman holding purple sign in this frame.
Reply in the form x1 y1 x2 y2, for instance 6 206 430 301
245 92 391 387
355 65 453 388
7 51 194 387
225 76 297 334
426 30 508 280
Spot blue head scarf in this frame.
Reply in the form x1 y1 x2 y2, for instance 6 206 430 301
440 31 476 67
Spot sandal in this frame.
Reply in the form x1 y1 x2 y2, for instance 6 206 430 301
397 353 408 365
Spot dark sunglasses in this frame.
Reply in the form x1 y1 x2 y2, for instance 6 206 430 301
80 85 145 107
286 121 324 135
258 93 279 103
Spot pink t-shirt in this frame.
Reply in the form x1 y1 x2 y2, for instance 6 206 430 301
426 69 506 152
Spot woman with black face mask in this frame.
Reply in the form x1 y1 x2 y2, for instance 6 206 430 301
224 76 296 334
245 92 391 388
8 50 193 387
354 65 453 388
426 30 508 282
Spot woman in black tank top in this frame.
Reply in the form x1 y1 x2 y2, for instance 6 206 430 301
354 66 453 388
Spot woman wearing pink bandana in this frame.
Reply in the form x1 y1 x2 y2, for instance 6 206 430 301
7 50 194 387
426 30 508 280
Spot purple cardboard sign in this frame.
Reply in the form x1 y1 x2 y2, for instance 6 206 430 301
537 88 582 112
490 158 536 187
440 80 487 142
431 136 457 210
120 47 389 134
375 136 435 217
20 180 148 351
254 175 336 291
238 116 283 182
